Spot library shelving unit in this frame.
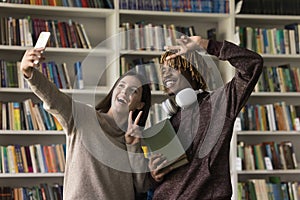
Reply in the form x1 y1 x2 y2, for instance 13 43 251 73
0 0 259 197
0 1 118 190
231 13 300 199
118 6 236 103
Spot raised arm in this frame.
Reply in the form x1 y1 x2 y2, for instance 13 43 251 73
207 40 263 118
165 36 263 118
20 48 73 131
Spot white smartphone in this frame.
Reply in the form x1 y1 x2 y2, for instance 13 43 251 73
34 31 51 48
34 31 51 64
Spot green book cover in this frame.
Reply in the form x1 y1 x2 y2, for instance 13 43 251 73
142 119 188 172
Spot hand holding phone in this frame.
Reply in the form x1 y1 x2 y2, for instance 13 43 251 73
34 32 51 64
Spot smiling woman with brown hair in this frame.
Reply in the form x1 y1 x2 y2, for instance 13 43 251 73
20 47 153 200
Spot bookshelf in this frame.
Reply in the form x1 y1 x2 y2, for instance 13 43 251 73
0 0 117 196
5 0 293 199
231 7 300 199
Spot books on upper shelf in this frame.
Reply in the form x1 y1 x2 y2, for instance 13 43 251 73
0 184 63 200
0 16 91 49
119 0 229 13
0 0 114 8
142 119 188 173
119 22 197 51
0 59 73 90
236 24 300 55
237 0 300 15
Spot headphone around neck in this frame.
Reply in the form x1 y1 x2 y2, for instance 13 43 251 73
161 88 200 116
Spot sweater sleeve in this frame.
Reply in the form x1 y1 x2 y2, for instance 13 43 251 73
126 143 152 193
26 68 73 132
207 40 264 119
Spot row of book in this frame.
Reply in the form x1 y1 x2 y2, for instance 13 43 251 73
254 64 300 93
237 23 300 55
238 102 300 131
237 0 300 15
237 178 300 200
120 57 163 91
0 16 91 49
1 0 114 8
237 141 298 171
120 54 219 92
119 22 196 51
119 0 229 13
0 143 66 174
0 61 25 88
0 184 63 200
0 60 83 90
0 99 63 131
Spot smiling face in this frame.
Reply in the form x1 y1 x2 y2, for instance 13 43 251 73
161 62 191 95
109 75 145 116
159 51 208 95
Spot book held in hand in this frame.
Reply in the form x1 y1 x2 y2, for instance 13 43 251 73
142 119 188 173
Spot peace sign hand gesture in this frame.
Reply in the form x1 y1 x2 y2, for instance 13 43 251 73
125 111 143 145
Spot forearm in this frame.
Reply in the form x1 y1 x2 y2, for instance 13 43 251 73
207 40 263 79
207 40 263 117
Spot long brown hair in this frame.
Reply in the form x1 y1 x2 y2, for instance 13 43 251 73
95 71 151 127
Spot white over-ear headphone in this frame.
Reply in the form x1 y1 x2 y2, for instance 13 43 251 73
162 88 200 116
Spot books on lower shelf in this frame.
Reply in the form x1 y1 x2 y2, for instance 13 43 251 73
1 99 63 131
74 61 84 89
238 177 300 200
237 140 298 171
238 101 300 131
254 64 300 93
0 143 66 174
142 119 188 173
0 183 63 200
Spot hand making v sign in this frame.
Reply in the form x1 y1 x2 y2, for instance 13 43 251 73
125 111 143 145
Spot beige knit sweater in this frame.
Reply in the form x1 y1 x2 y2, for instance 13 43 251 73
27 69 151 200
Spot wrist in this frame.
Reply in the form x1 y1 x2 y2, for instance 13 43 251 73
199 39 209 50
23 68 33 79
